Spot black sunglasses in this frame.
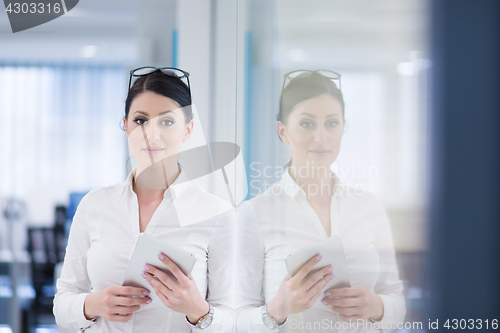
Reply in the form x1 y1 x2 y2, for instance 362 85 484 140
128 66 191 98
282 69 342 92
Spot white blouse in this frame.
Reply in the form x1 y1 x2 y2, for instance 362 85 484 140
53 168 235 333
235 169 406 333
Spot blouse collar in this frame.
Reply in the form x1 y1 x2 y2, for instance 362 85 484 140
125 166 192 199
279 166 343 199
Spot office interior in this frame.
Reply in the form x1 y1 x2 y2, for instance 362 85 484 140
1 0 498 332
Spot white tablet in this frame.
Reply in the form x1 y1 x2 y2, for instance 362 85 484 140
285 235 351 308
122 233 196 310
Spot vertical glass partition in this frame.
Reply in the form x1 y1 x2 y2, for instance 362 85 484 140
236 0 430 332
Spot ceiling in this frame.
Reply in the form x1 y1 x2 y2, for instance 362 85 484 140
0 0 429 69
276 0 429 70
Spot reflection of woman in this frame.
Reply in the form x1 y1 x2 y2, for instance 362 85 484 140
236 70 405 332
54 69 234 332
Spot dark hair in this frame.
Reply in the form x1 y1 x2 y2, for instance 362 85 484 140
278 71 345 124
125 69 192 122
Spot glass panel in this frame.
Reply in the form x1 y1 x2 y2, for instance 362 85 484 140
1 1 243 332
237 0 430 331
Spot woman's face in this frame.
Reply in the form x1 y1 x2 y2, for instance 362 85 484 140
123 91 193 167
277 93 345 168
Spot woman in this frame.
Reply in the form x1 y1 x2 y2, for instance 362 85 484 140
236 70 405 332
53 68 234 332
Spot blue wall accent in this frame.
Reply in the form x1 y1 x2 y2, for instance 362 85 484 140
428 0 500 323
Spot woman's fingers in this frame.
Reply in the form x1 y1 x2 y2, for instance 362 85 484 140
102 302 142 322
324 287 358 299
143 264 176 289
333 306 360 317
143 271 174 299
294 274 333 310
293 254 322 282
94 286 153 323
112 304 142 313
112 285 150 298
150 282 172 308
157 253 189 284
320 287 369 318
305 281 326 307
112 295 151 307
306 271 333 299
303 265 333 291
108 288 152 311
324 295 358 308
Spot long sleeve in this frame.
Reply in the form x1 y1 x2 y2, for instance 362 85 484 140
370 196 406 328
235 202 278 333
53 193 98 330
192 208 236 333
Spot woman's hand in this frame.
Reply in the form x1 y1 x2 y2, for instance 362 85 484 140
266 254 334 324
142 252 210 324
83 285 152 322
321 287 384 322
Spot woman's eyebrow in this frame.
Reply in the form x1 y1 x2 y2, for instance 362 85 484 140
298 113 341 118
299 112 315 118
133 110 175 116
159 110 175 115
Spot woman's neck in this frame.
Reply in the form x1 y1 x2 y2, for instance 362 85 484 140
133 160 181 203
288 162 335 201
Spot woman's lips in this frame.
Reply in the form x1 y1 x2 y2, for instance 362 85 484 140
309 149 330 157
142 147 164 155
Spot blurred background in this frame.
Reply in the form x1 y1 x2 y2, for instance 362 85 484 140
4 0 495 332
